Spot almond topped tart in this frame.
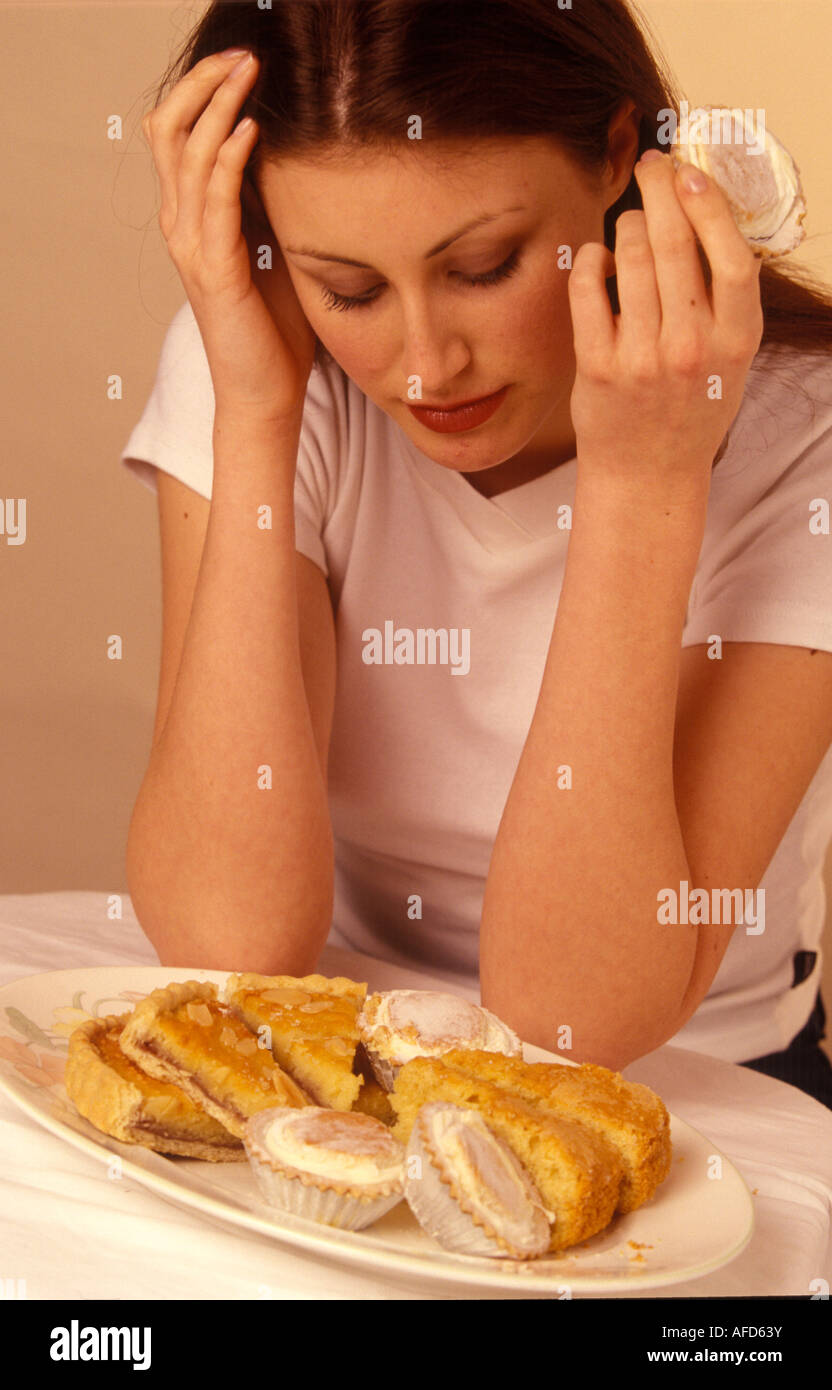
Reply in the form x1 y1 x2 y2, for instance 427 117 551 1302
224 973 367 1112
65 1013 246 1161
118 980 310 1140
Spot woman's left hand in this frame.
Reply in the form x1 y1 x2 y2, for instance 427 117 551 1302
567 150 764 499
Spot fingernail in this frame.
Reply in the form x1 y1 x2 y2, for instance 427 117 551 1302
638 148 662 166
219 47 249 58
681 164 708 193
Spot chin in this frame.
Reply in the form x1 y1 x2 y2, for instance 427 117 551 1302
404 415 521 470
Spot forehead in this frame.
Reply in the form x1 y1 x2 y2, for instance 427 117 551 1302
255 136 582 230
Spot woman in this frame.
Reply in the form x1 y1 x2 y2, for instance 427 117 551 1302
121 0 832 1108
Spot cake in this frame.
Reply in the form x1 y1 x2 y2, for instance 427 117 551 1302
390 1050 672 1252
670 105 806 256
244 1105 406 1229
357 990 522 1090
63 972 675 1256
64 1013 246 1161
118 980 311 1139
404 1102 552 1258
351 1075 396 1126
224 972 366 1111
424 1047 672 1213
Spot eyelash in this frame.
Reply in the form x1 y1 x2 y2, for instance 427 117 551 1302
318 247 522 312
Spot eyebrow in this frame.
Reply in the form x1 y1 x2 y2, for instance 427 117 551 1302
282 207 528 266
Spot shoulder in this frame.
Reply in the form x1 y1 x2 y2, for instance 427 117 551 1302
685 345 832 650
721 346 832 471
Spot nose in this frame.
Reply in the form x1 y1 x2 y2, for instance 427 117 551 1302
398 295 472 397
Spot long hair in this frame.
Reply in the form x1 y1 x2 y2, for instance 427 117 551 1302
149 0 832 386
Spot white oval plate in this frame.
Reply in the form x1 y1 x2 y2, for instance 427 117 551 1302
0 966 753 1294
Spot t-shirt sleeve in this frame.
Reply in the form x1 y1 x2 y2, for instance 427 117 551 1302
118 299 335 577
682 353 832 653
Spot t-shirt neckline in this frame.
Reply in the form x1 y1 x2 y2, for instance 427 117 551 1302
395 425 577 550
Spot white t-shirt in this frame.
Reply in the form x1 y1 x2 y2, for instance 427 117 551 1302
120 299 832 1065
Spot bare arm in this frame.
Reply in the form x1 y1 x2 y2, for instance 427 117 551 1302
480 473 704 1068
126 411 336 972
480 149 776 1066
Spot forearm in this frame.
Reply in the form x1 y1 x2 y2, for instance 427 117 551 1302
480 468 711 1068
127 410 333 972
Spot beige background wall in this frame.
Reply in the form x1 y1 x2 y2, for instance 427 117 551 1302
2 0 831 1058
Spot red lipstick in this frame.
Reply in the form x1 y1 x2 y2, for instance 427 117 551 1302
408 386 508 433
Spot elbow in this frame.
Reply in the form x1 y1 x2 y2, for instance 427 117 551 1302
480 985 681 1074
125 813 336 975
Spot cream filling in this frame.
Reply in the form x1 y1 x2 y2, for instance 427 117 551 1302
426 1109 549 1227
262 1115 403 1186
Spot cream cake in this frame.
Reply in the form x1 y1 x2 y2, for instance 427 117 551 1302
405 1102 552 1258
671 105 806 256
357 989 522 1090
244 1105 406 1229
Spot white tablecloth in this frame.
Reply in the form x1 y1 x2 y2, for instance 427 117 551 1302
1 891 831 1299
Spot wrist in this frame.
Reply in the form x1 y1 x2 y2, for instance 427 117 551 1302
213 404 304 436
574 456 711 534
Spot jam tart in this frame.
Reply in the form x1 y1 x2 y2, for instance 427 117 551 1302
64 1013 246 1161
118 980 310 1140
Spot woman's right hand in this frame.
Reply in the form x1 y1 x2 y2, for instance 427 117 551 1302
142 50 316 423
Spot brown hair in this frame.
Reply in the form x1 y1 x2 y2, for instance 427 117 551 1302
149 0 832 384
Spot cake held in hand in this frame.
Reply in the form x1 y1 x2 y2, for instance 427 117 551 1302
404 1102 552 1258
357 990 522 1091
244 1106 406 1230
670 106 806 256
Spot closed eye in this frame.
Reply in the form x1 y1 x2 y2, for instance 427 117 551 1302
318 248 522 312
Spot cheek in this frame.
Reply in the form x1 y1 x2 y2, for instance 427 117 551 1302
299 292 387 381
317 318 388 381
489 266 574 368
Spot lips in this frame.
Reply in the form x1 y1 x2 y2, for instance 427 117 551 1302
407 386 509 434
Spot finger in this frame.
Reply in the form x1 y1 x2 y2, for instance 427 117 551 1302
202 118 261 266
672 162 764 344
568 242 616 369
145 51 255 234
175 54 259 242
633 151 710 328
240 174 270 228
611 210 662 349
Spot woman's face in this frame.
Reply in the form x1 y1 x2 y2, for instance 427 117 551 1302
255 134 632 476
